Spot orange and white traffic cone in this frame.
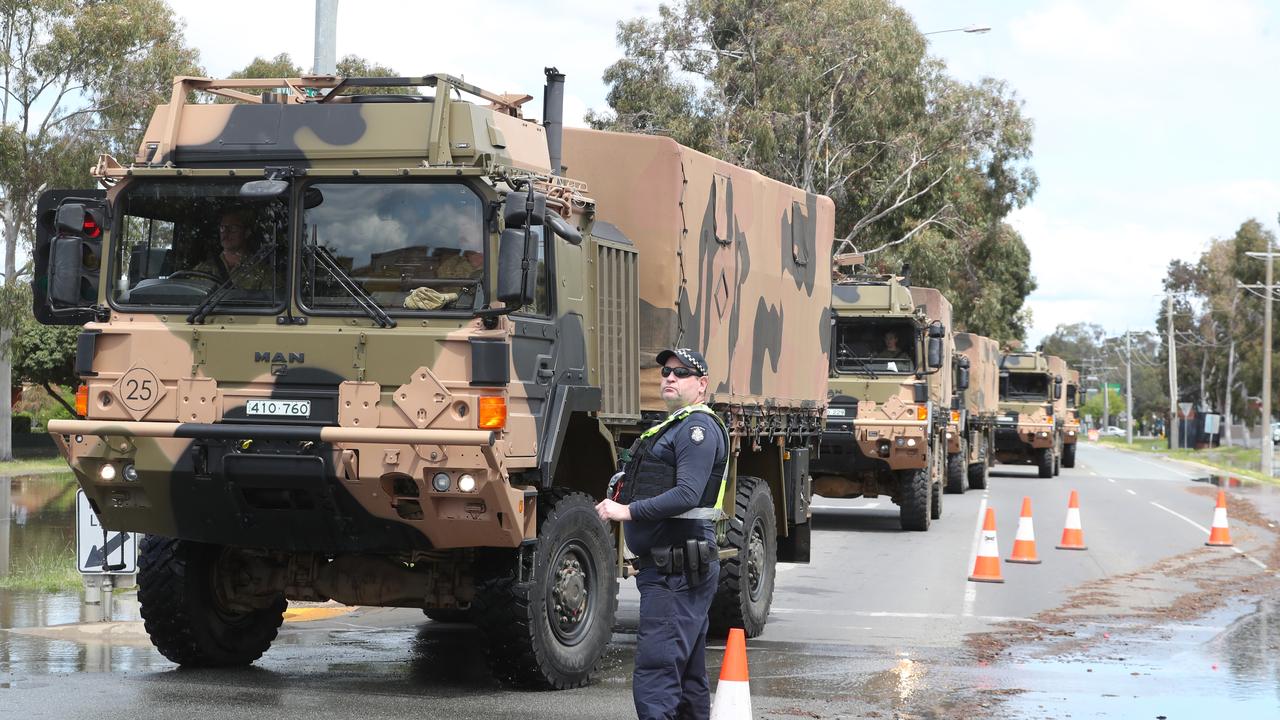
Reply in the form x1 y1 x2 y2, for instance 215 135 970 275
709 627 751 720
1205 489 1234 547
968 507 1004 583
1006 497 1041 564
1056 490 1088 550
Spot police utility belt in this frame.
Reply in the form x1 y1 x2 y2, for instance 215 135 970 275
634 539 715 584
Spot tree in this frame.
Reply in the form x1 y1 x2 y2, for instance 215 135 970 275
0 0 200 460
590 0 1038 339
10 294 80 417
226 53 418 95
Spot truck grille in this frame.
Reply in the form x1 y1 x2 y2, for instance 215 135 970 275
597 241 640 421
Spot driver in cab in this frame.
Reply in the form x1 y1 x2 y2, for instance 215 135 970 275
192 210 270 290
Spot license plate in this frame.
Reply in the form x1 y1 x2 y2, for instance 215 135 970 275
827 408 846 417
246 399 311 418
999 416 1015 423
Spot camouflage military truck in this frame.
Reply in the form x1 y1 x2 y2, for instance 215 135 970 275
811 260 953 531
995 350 1063 478
1061 367 1082 467
31 70 833 688
953 332 1000 490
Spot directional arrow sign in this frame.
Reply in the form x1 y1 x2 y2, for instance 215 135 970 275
76 490 138 574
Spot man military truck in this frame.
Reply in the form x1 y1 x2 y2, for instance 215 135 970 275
31 70 833 689
811 258 952 531
1062 368 1082 467
953 332 1000 491
995 350 1063 478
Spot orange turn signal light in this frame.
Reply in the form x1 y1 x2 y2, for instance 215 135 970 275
75 384 88 417
950 410 960 424
478 396 507 430
916 405 929 421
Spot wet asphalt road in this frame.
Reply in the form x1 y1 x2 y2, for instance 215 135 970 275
2 442 1278 718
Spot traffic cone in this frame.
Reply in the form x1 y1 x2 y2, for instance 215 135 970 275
1205 489 1234 547
1006 497 1042 564
1056 490 1088 550
710 628 751 720
968 507 1004 583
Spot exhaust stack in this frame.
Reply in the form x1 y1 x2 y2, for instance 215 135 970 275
543 67 565 176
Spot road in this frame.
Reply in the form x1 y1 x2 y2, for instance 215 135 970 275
2 442 1278 718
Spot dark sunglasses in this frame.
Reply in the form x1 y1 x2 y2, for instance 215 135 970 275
661 366 701 378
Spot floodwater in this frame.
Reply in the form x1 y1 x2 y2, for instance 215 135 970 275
1 472 152 676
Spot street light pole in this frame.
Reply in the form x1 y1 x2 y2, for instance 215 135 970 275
1125 331 1134 444
1243 242 1278 476
1167 292 1178 450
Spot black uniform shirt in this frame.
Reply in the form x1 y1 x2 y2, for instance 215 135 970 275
623 411 725 556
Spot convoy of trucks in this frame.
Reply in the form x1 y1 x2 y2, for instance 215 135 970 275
29 68 1083 688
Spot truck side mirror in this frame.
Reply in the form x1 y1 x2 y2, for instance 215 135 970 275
503 190 546 227
927 337 943 369
1054 379 1063 400
958 363 970 391
48 203 103 307
927 321 945 339
497 228 536 306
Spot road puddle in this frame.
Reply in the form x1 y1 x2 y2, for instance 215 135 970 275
996 598 1280 717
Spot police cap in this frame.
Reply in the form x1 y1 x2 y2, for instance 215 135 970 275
655 347 708 376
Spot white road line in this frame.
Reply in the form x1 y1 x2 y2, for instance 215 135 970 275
771 607 1028 623
811 503 880 510
1089 470 1098 476
1149 501 1268 570
961 495 989 618
1126 454 1198 479
1125 489 1137 496
1107 478 1116 484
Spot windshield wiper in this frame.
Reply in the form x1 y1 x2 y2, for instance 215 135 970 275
305 244 396 328
187 242 278 325
839 343 878 379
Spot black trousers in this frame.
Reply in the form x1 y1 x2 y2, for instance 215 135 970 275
632 561 720 720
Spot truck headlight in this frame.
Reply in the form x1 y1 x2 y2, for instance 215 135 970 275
431 472 451 492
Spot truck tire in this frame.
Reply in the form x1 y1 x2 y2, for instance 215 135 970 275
945 446 967 494
1053 450 1061 476
1037 448 1053 478
137 535 286 667
930 474 943 520
472 489 618 689
898 469 931 531
1062 443 1077 468
968 461 989 490
710 475 777 638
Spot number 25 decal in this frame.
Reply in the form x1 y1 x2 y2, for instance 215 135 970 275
125 378 153 401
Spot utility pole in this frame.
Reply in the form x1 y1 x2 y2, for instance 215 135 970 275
1125 331 1134 444
1167 292 1178 450
313 0 338 75
1243 238 1277 476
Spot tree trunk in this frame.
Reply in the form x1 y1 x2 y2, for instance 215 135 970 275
41 381 79 418
2 202 17 462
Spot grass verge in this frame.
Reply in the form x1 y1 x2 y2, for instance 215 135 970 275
1095 437 1279 485
0 539 82 593
0 456 68 475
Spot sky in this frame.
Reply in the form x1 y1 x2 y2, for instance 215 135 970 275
162 0 1280 344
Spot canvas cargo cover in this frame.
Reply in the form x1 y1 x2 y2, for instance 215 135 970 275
954 332 999 415
562 128 835 411
908 287 953 407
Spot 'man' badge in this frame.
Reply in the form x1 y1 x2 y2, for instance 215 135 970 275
690 426 705 444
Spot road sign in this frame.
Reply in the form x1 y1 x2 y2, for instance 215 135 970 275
1178 402 1194 418
76 490 137 574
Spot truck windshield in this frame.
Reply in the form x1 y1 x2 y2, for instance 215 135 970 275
834 320 916 374
1002 373 1049 401
111 180 288 309
299 182 485 314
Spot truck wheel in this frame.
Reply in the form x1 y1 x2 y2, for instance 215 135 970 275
709 475 776 638
1037 448 1053 478
898 469 931 531
968 461 989 490
945 447 967 494
137 535 286 667
1062 443 1077 468
1053 451 1061 476
472 489 618 689
931 476 943 520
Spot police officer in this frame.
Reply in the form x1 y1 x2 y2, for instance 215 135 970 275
596 347 728 720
